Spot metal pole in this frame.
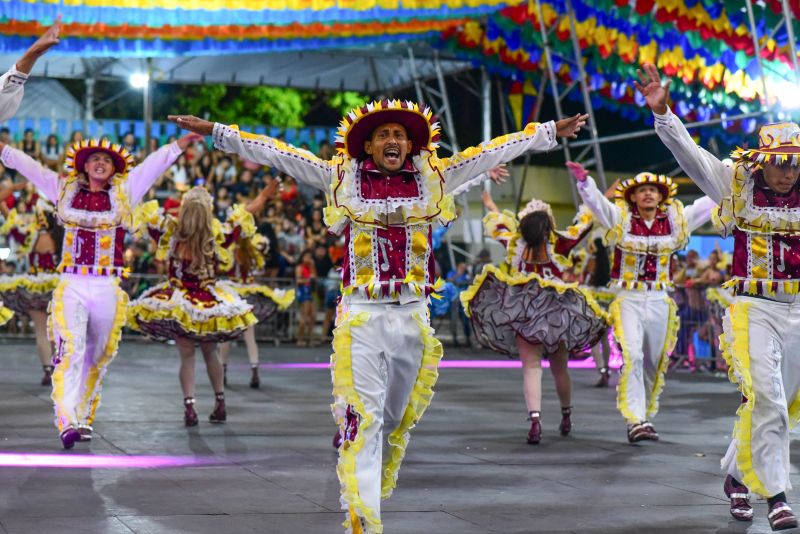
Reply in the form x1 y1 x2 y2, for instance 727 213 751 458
745 0 774 121
407 47 425 104
481 68 491 247
144 58 153 154
84 78 95 121
533 0 580 208
780 0 800 84
565 0 607 190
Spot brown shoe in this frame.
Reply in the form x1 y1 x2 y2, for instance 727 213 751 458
627 422 649 443
559 406 572 437
209 392 226 423
184 397 198 427
527 412 541 445
41 365 53 387
768 501 798 531
77 424 93 442
723 475 753 522
249 366 260 389
594 368 610 388
640 421 659 441
59 426 80 449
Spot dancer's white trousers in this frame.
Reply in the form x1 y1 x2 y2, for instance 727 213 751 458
49 274 128 432
721 294 800 498
331 299 442 534
609 291 678 424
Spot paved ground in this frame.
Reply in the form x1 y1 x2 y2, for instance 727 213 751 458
0 337 797 534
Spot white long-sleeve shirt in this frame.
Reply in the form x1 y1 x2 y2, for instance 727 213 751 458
1 141 182 207
652 107 732 204
0 65 27 123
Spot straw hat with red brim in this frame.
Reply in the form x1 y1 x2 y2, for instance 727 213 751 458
615 172 677 206
732 122 800 166
64 139 135 177
335 99 440 160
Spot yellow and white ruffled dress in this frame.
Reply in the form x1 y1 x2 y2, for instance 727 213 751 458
127 201 257 342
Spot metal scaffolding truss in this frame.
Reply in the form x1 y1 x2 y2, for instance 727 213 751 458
531 0 608 198
408 47 493 261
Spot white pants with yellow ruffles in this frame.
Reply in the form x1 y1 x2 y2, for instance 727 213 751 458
49 274 129 433
720 294 800 498
331 298 442 534
609 290 679 425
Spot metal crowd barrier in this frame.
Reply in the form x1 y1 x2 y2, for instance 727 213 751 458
0 274 731 365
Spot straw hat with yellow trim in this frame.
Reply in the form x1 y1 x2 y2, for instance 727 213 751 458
64 138 135 178
732 122 800 166
614 172 677 207
335 99 440 160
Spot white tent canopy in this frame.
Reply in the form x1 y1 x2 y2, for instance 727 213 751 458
0 45 470 93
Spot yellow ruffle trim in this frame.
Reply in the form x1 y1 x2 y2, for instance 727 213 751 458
604 200 688 254
610 295 679 424
49 280 76 432
645 298 679 420
0 304 13 326
329 310 383 534
82 282 128 426
706 286 735 309
0 207 18 235
230 284 296 311
460 264 609 325
719 300 768 497
381 311 443 500
127 300 257 338
0 275 59 294
324 153 455 232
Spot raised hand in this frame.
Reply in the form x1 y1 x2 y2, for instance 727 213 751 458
633 64 671 115
555 114 589 139
17 15 62 74
566 161 589 182
482 190 499 213
246 179 278 214
488 164 509 184
176 132 205 150
604 178 620 199
168 115 214 136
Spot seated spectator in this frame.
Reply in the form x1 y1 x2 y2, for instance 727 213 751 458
42 134 63 171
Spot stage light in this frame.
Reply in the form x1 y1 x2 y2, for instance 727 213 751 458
772 79 800 110
129 72 150 89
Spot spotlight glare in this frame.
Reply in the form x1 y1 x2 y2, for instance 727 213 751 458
129 72 150 89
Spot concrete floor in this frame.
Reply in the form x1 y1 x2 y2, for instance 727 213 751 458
0 337 796 534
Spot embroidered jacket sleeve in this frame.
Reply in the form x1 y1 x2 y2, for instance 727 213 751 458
576 175 621 229
483 210 518 249
0 145 58 202
448 172 488 197
441 121 557 194
128 141 183 206
0 65 27 122
212 123 331 194
553 205 594 256
653 108 731 204
683 195 716 233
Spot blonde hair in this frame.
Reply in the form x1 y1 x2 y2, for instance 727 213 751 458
175 186 216 278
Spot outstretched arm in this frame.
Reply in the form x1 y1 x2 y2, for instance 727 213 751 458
128 133 201 206
684 195 717 233
635 64 731 204
442 114 587 194
0 142 58 202
0 17 62 122
168 115 330 194
447 165 510 197
568 161 621 229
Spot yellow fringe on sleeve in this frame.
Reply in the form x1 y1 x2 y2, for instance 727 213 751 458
0 304 13 326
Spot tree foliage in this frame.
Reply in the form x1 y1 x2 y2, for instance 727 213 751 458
178 84 314 127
